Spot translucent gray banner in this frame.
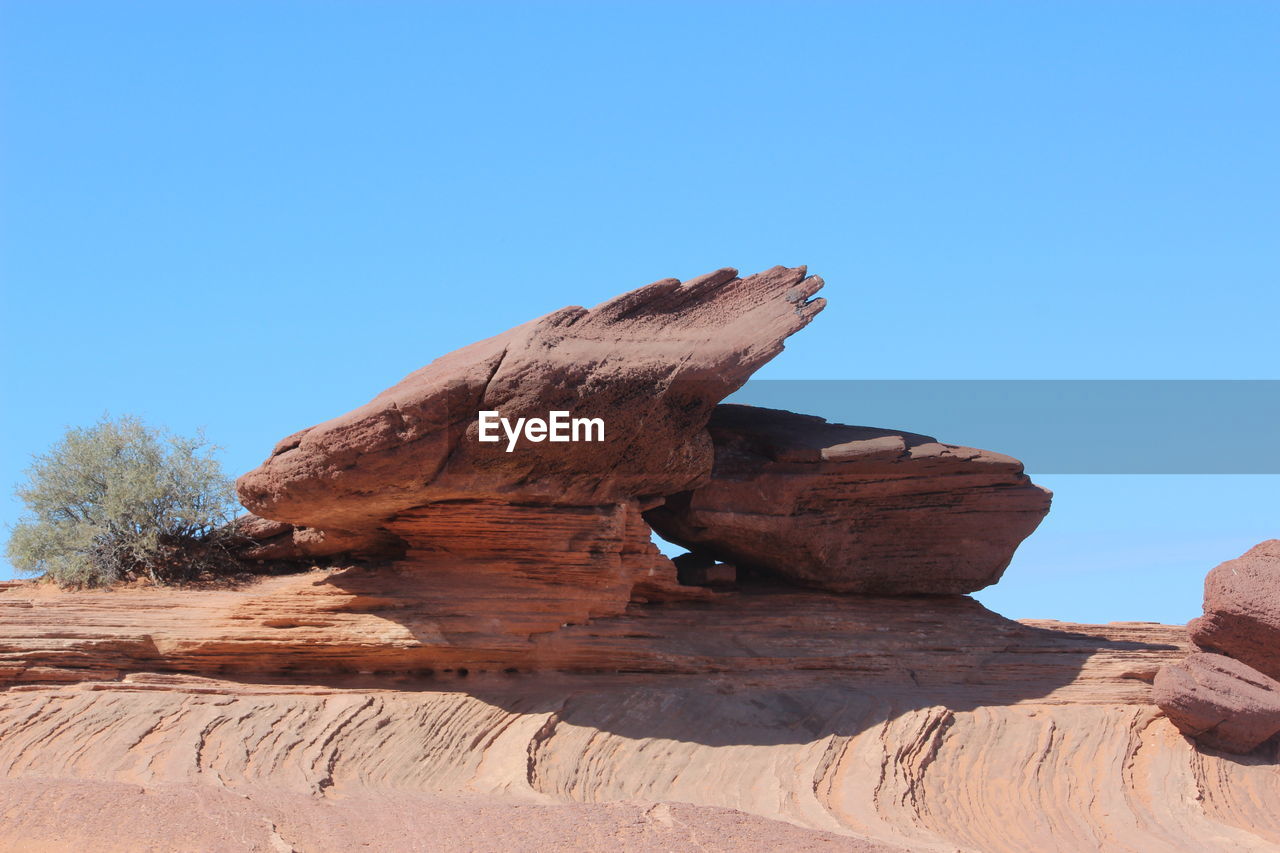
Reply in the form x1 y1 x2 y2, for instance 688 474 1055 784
726 380 1280 474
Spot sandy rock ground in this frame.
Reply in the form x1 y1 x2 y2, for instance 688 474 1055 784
0 778 888 852
1 668 1277 852
1 580 1277 851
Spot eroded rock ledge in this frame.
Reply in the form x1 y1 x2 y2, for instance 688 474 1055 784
0 576 1182 687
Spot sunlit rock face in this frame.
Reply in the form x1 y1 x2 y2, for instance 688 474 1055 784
1154 652 1280 754
1189 539 1280 681
1155 540 1280 755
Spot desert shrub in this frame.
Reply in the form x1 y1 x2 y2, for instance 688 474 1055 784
5 415 244 586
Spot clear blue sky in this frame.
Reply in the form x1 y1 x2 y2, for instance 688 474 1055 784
2 2 1276 622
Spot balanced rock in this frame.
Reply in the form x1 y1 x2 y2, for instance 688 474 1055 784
234 267 824 638
644 405 1051 594
1153 652 1280 754
1188 540 1280 681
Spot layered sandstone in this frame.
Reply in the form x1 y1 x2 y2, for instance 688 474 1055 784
1 577 1277 852
646 405 1052 594
0 575 1182 687
231 266 828 642
232 513 402 562
0 778 878 852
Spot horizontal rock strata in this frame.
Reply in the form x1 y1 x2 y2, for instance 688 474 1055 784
0 578 1182 690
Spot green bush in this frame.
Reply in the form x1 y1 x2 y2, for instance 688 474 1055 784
5 415 243 586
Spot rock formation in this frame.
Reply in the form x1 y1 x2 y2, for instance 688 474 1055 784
234 266 1049 627
4 265 1273 850
232 266 827 649
1154 652 1280 753
1154 541 1280 755
3 589 1278 852
0 574 1181 685
1189 539 1280 681
236 265 825 530
645 405 1052 594
227 265 1053 667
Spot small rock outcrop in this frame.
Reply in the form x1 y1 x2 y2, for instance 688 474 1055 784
1189 539 1280 681
1154 540 1280 754
645 405 1052 594
1153 652 1280 754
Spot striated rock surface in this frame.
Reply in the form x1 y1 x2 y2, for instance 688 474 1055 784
231 266 825 647
645 405 1052 594
231 512 402 563
0 578 1276 852
0 778 879 852
1189 539 1280 681
0 575 1181 686
1153 652 1280 754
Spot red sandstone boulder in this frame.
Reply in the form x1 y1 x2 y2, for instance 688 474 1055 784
1153 652 1280 754
1188 540 1280 682
237 266 825 533
644 405 1051 594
